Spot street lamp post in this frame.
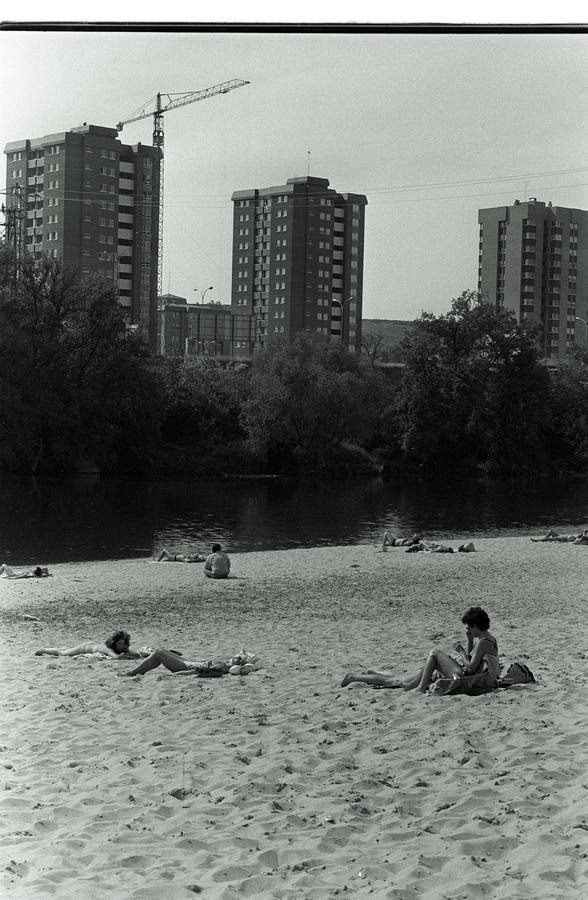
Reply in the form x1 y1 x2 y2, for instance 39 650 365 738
194 285 214 304
331 296 354 346
576 316 587 345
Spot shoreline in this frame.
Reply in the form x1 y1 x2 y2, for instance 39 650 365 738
1 537 586 898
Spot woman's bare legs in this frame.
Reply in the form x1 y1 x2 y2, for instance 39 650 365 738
415 649 462 693
340 672 403 688
119 648 188 676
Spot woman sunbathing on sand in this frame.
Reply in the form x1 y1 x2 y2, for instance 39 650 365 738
341 606 500 695
35 630 141 659
118 648 256 677
531 528 588 543
156 548 206 563
382 532 421 548
0 564 50 579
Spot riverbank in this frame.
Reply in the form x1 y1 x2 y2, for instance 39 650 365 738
1 537 586 898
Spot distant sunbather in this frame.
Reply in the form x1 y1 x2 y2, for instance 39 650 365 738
341 606 500 695
35 630 141 659
382 532 421 549
531 528 587 543
156 548 206 563
405 541 476 554
0 564 50 579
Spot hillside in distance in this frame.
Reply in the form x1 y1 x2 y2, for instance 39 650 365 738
361 319 415 362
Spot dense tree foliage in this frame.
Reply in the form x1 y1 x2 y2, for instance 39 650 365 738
395 291 553 476
0 251 161 473
240 334 391 475
0 255 586 480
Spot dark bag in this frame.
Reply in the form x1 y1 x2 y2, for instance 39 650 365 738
499 662 536 687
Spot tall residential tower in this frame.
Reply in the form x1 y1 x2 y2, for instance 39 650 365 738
230 176 367 352
4 124 160 350
477 198 588 358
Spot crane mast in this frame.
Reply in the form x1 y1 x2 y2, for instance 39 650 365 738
117 79 249 304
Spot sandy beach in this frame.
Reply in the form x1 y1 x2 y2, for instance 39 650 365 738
0 536 587 899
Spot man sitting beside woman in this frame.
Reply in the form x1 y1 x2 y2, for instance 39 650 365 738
341 605 500 695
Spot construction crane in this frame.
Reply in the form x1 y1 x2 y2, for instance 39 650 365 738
116 78 249 299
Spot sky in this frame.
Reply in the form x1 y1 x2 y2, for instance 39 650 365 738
1 23 587 320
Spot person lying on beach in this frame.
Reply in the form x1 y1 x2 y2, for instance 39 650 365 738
156 548 206 563
382 532 422 549
405 541 476 554
204 543 231 579
341 605 500 695
530 528 588 543
118 648 257 677
0 564 50 579
35 630 141 659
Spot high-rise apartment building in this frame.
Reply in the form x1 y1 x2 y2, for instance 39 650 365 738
478 198 588 358
4 124 160 351
230 176 367 352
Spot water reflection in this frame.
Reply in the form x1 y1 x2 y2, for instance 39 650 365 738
0 475 586 564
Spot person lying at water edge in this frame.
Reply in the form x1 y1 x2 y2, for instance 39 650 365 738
0 564 51 579
405 541 476 554
35 630 141 659
341 606 499 694
204 543 231 579
531 527 588 543
382 532 421 549
156 548 206 563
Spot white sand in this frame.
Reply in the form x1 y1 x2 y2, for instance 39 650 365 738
0 537 587 898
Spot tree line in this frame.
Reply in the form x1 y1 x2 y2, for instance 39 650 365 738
1 251 587 479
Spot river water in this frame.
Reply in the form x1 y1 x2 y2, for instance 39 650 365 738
1 475 587 565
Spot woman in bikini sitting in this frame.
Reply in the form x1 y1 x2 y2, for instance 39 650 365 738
341 606 500 695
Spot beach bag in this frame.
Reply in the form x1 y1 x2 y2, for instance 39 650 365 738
499 662 536 687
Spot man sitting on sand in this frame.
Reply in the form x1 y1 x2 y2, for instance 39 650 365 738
531 528 587 543
204 543 231 579
156 548 206 563
0 564 50 579
341 606 500 695
35 630 141 659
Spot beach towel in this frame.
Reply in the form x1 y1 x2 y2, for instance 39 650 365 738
430 671 498 696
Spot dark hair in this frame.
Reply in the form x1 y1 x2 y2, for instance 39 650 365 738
461 606 490 631
211 543 221 553
105 630 131 653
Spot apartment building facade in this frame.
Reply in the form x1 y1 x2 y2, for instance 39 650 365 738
478 198 588 359
4 124 160 351
230 175 367 352
158 293 256 358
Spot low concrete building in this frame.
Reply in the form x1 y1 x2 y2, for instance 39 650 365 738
158 294 256 358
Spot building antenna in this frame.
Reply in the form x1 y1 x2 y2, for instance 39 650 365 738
307 149 311 177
